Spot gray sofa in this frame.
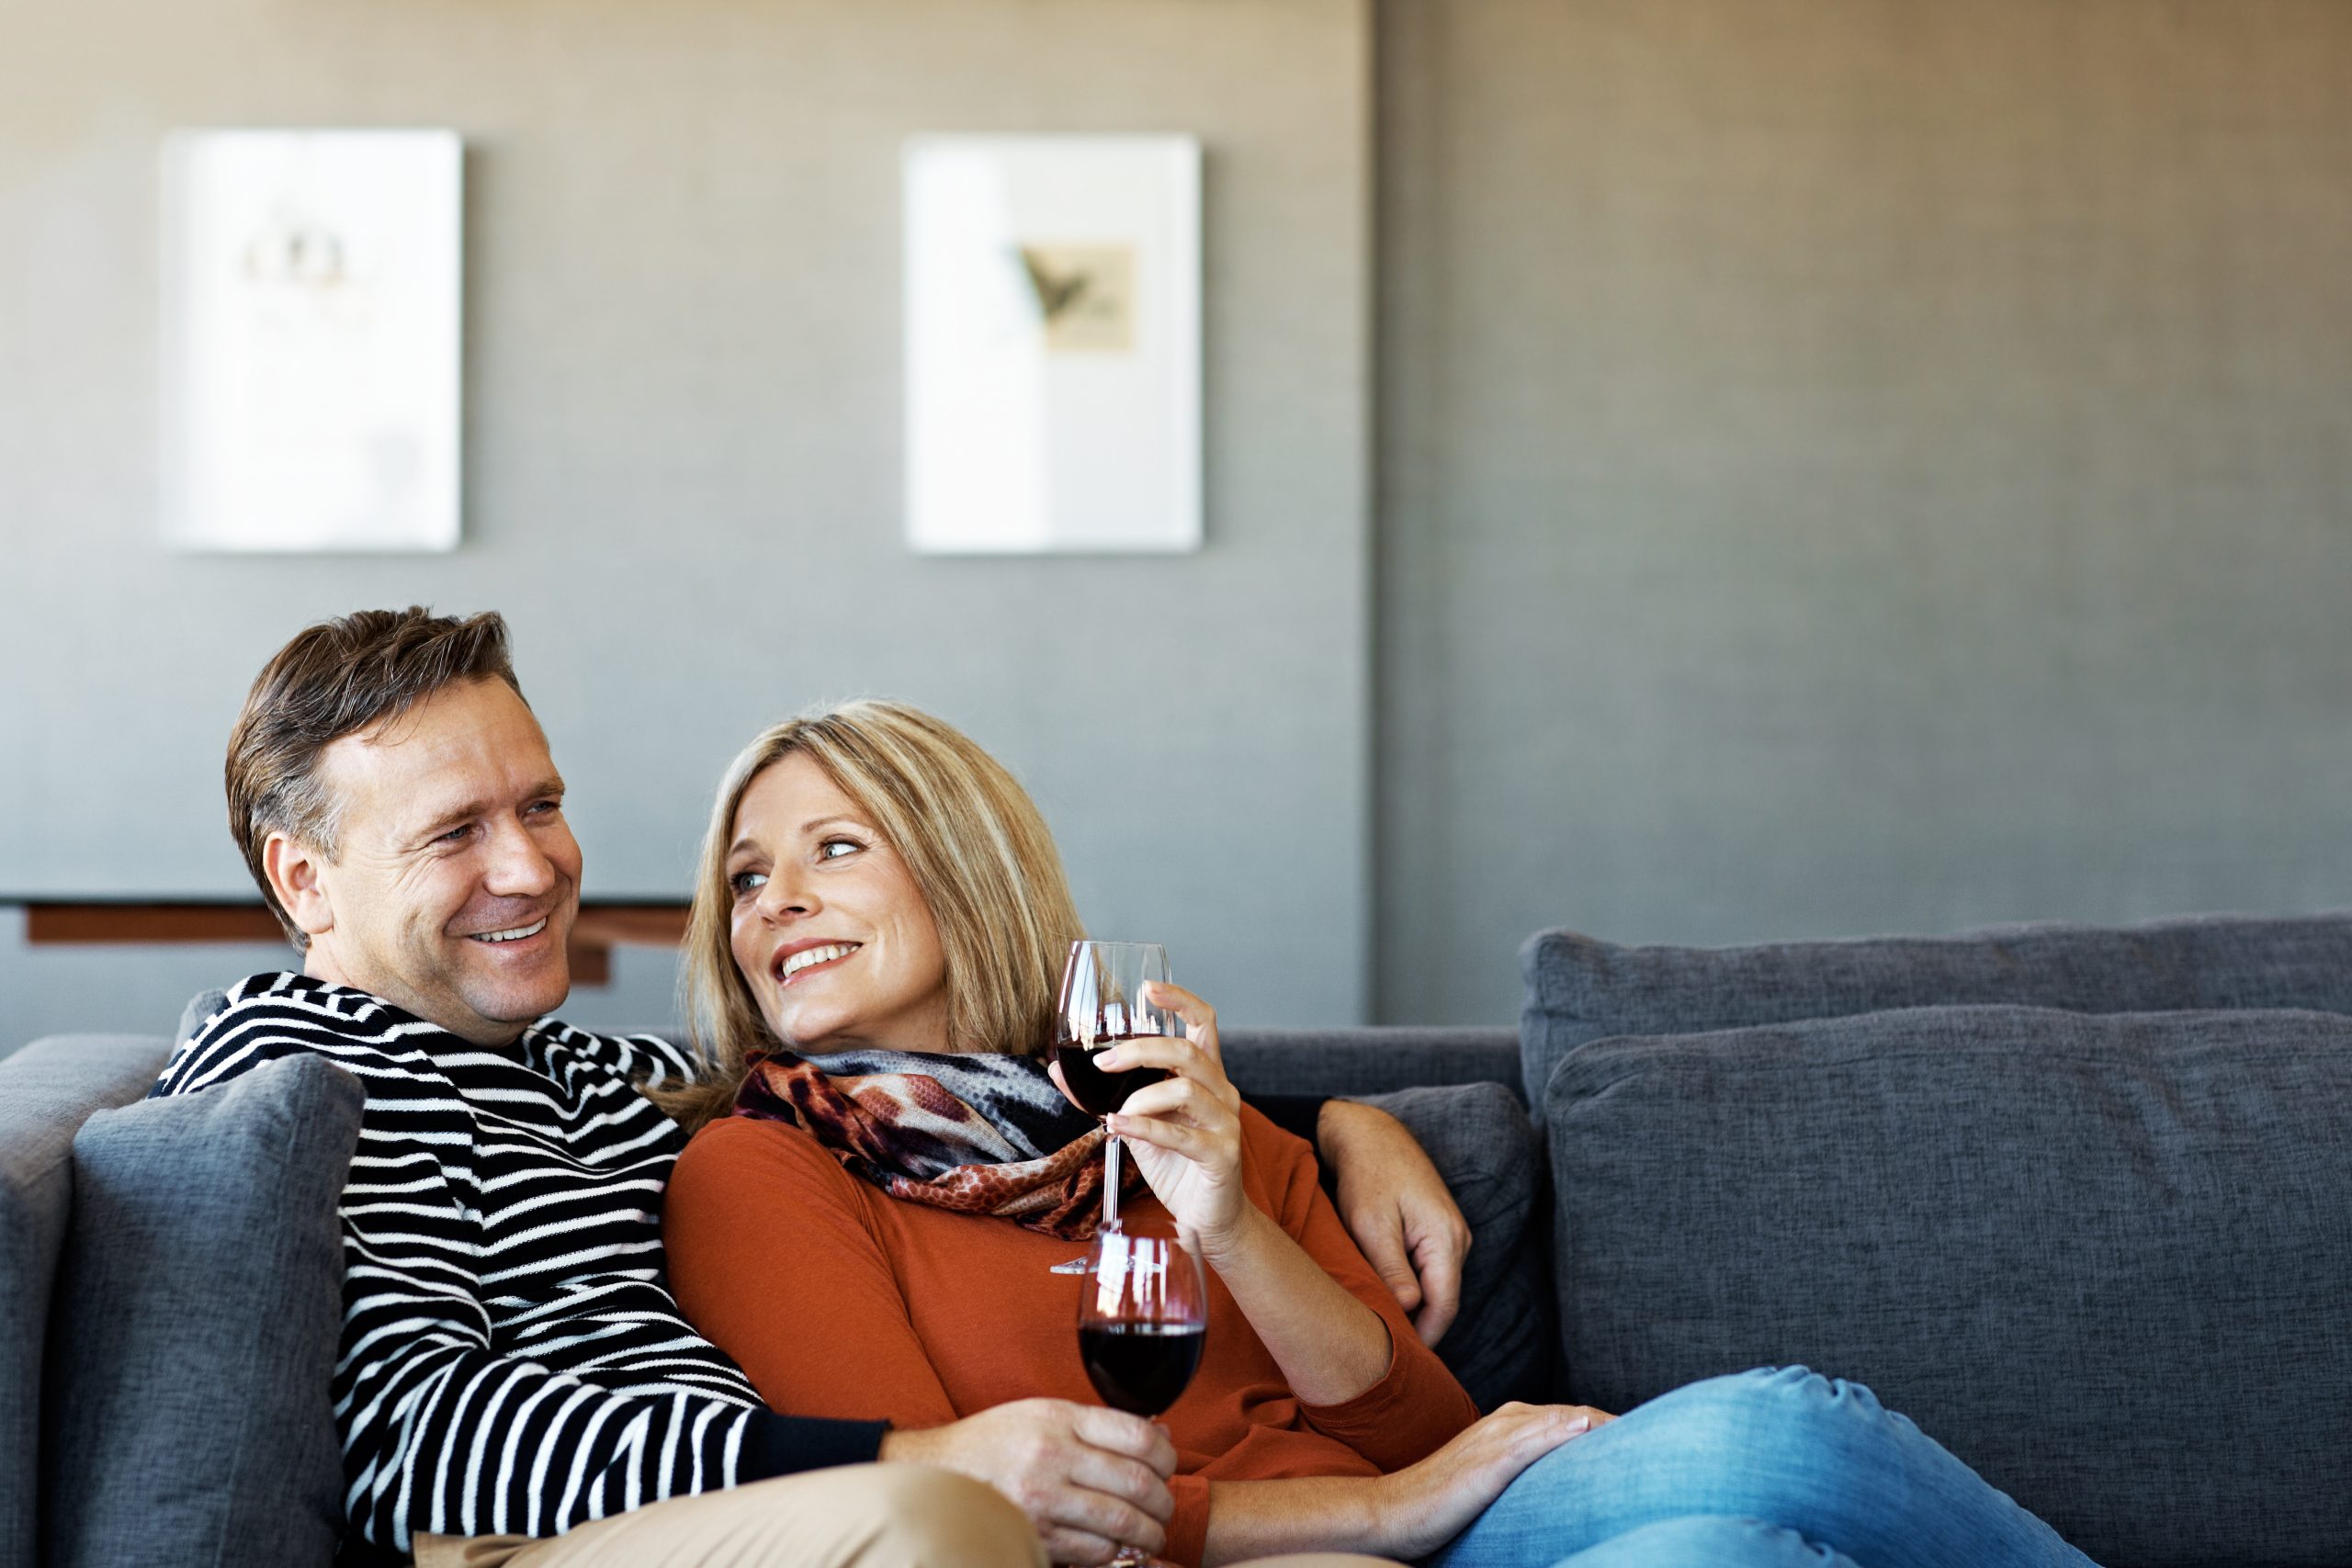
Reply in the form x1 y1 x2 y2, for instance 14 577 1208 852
6 910 2351 1568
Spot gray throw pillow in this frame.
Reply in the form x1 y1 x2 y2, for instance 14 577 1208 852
0 1036 169 1568
1521 909 2352 1111
1354 1082 1549 1411
1544 1004 2352 1568
42 1052 363 1568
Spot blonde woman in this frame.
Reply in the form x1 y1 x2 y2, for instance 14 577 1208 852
662 702 2099 1568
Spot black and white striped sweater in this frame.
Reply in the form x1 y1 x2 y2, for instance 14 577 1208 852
153 972 886 1555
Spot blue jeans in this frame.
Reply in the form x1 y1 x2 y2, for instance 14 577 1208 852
1424 1367 2100 1568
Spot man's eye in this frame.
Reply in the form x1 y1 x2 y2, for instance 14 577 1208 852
437 824 472 845
527 799 562 818
729 870 768 895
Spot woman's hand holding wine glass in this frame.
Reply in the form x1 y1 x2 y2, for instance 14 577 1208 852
1052 945 1391 1409
1046 942 1250 1254
1083 981 1250 1259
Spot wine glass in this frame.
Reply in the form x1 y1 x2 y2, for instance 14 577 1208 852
1077 1222 1207 1566
1050 941 1182 1271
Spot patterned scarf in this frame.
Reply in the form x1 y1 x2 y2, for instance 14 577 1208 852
732 1047 1143 1240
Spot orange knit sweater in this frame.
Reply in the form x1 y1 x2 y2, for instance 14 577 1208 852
665 1103 1480 1566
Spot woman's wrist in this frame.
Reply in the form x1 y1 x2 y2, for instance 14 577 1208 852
1193 1198 1273 1276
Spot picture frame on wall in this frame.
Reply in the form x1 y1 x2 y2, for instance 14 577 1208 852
903 134 1202 554
160 128 463 553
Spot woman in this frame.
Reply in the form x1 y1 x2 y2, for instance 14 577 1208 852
662 702 2098 1568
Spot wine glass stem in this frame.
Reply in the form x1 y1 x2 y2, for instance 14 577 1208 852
1102 1128 1122 1230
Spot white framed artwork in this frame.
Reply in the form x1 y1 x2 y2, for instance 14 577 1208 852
904 135 1202 554
161 129 463 552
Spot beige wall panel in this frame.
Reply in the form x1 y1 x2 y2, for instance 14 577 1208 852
1378 0 2352 1021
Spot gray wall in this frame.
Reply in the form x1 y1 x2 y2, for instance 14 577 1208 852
1 0 1374 1046
1376 0 2352 1021
10 0 2352 1047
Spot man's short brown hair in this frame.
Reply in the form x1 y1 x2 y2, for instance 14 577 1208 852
228 608 524 947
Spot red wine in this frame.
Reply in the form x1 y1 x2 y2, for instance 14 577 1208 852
1055 1032 1169 1116
1079 1321 1206 1416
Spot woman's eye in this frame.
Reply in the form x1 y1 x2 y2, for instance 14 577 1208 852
729 869 768 895
818 838 862 861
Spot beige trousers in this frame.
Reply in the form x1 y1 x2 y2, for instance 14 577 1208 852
413 1463 1043 1568
410 1460 1404 1568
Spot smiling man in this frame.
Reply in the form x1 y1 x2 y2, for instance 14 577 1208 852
258 671 581 1036
155 607 1470 1568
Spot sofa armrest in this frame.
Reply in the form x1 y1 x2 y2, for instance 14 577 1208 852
2 1034 174 1568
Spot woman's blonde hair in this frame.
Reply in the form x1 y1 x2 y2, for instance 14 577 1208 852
657 699 1085 1134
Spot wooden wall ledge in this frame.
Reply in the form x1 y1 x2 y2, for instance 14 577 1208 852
17 901 688 987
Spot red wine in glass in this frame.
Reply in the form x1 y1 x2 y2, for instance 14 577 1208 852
1077 1227 1207 1563
1053 1032 1170 1117
1080 1321 1207 1416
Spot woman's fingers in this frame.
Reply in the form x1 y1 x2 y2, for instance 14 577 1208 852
1111 1070 1238 1130
1486 1403 1610 1465
1106 1109 1220 1166
1139 981 1221 1066
1096 1032 1238 1107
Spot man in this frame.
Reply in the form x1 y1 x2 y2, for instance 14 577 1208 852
159 607 1472 1568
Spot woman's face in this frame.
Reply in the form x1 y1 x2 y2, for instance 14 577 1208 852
724 751 952 1054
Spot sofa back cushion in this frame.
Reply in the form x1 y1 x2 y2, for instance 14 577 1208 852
1221 1026 1522 1102
1544 1003 2352 1568
1521 909 2352 1109
42 1052 362 1568
0 1035 169 1567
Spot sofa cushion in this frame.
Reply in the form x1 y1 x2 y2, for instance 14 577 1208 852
1521 909 2352 1109
1544 1004 2352 1568
1353 1082 1550 1411
42 1051 363 1568
0 1035 169 1567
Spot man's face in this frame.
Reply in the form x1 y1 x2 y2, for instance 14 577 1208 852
298 678 581 1043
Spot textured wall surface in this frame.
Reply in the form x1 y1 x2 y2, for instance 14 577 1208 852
1376 0 2352 1021
0 0 1374 1045
10 0 2350 1046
